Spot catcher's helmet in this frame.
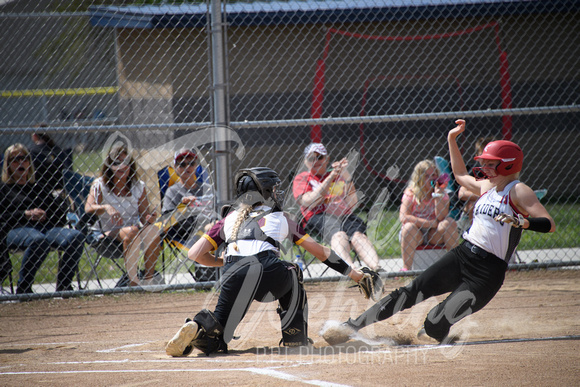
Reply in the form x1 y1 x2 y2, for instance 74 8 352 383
234 167 283 208
474 140 523 176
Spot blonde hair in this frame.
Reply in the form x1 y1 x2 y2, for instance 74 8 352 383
407 159 437 204
229 204 253 252
2 143 35 184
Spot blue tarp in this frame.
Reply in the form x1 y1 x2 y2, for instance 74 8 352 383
89 0 577 29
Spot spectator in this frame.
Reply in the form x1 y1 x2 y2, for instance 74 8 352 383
292 143 380 270
455 136 496 232
1 219 13 293
1 144 83 294
161 149 218 282
161 148 216 243
29 126 69 191
85 144 163 287
399 159 459 271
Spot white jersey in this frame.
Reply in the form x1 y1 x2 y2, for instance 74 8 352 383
222 206 288 256
91 177 145 232
203 205 309 257
463 180 523 262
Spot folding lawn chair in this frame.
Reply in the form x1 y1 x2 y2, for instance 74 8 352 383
157 165 220 284
63 170 127 289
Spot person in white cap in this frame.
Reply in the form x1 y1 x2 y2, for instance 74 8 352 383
292 143 381 270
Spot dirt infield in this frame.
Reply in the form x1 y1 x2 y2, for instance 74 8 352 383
1 270 579 386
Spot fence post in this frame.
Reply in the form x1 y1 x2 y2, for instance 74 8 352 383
210 0 232 209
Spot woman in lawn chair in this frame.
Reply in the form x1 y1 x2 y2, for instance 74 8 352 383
399 159 459 272
160 149 218 281
1 144 83 294
85 144 163 287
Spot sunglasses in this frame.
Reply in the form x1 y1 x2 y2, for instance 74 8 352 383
9 155 30 163
176 160 197 168
306 154 325 163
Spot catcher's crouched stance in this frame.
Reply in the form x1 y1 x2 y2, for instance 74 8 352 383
165 167 383 356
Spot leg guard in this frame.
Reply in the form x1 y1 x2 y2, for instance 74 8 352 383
191 309 228 356
277 263 309 347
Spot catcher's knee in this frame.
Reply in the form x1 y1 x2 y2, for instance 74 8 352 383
277 267 309 347
191 309 228 356
281 260 303 284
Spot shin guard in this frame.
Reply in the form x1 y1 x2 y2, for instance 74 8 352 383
277 263 308 346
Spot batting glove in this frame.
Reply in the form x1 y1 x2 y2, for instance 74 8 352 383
494 213 525 228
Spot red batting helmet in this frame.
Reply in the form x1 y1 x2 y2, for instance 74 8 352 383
474 140 523 176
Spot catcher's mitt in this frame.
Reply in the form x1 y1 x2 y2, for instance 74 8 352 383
358 267 384 301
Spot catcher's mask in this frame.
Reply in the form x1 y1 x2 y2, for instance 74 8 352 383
234 167 284 209
473 140 523 178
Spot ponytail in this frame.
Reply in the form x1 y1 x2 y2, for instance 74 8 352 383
229 204 253 252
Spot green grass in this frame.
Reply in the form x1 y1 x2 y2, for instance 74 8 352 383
519 203 580 250
2 244 184 291
366 202 578 256
3 203 578 291
74 151 103 176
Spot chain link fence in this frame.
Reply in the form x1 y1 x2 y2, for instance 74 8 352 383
1 0 579 300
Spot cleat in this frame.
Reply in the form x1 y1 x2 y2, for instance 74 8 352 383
321 320 357 345
166 321 200 357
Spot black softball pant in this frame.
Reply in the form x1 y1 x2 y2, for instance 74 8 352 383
213 251 302 343
350 242 508 340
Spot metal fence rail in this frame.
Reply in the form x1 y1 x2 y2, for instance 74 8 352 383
1 0 579 300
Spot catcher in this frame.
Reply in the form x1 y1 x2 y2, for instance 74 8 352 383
165 167 382 356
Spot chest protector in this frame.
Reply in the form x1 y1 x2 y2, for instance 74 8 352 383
226 210 282 251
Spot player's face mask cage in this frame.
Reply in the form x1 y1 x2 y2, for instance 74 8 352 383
472 166 492 180
271 185 285 206
234 167 283 209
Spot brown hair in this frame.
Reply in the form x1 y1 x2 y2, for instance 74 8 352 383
33 133 56 148
33 123 56 148
101 144 138 191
